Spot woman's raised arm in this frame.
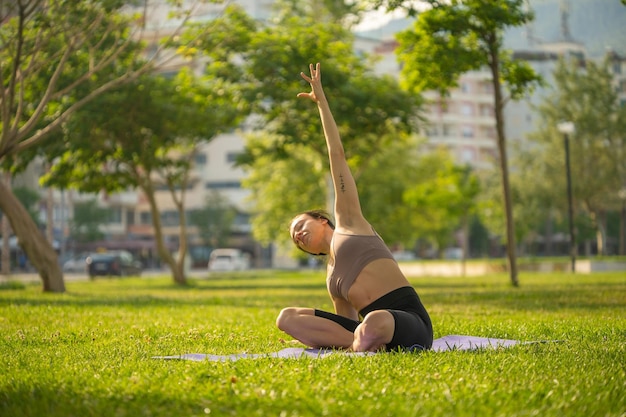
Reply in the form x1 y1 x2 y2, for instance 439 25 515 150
297 63 369 231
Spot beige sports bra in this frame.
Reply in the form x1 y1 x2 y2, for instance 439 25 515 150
326 230 395 301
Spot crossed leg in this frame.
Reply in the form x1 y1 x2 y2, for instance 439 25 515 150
276 307 395 352
276 307 354 349
351 310 395 352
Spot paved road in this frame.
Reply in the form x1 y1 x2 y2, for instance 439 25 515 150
0 268 210 284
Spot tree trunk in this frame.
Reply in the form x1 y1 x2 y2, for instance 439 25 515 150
593 210 607 256
1 172 10 275
461 215 468 278
490 46 519 286
172 172 191 285
1 213 9 275
142 181 187 285
175 210 189 283
545 213 554 256
0 180 65 292
619 200 626 256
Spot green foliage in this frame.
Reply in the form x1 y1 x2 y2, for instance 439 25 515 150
366 0 423 16
402 148 480 253
391 0 542 283
271 0 366 26
194 3 423 160
173 5 256 84
394 0 541 98
200 4 423 248
357 133 424 246
521 57 626 239
43 69 243 193
70 199 112 243
189 190 237 248
468 215 491 257
476 166 547 248
0 271 624 416
242 132 328 246
0 0 144 168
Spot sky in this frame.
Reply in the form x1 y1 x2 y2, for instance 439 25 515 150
354 7 410 31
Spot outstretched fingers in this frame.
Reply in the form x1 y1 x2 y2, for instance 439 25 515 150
297 62 322 101
300 63 320 82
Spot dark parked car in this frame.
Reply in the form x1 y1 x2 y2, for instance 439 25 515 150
86 251 142 278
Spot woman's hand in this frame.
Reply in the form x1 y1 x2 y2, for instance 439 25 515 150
297 62 326 104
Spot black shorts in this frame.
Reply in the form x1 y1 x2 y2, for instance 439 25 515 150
314 286 433 351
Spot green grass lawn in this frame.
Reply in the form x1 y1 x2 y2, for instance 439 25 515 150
1 270 624 417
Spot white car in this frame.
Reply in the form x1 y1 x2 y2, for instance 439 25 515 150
62 255 88 273
208 248 250 271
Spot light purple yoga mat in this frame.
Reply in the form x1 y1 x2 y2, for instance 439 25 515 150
153 335 529 362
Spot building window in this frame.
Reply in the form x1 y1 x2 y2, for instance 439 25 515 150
613 62 622 75
462 126 474 138
443 124 455 137
205 181 241 190
195 153 207 166
480 104 493 117
483 127 497 139
155 183 193 191
460 82 470 93
109 208 122 224
226 152 241 163
461 103 473 116
425 125 439 136
161 211 179 227
140 212 151 225
460 148 475 163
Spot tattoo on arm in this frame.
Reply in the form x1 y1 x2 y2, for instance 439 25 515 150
339 174 346 193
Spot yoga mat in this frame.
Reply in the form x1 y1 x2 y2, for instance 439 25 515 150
153 335 530 362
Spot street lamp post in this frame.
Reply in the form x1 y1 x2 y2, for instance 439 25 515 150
619 187 626 256
557 122 576 273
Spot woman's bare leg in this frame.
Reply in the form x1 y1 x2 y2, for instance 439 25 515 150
351 310 395 352
276 307 354 349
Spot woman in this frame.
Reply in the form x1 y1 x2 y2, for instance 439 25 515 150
276 63 433 352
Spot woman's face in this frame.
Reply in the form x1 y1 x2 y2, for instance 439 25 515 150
289 214 328 255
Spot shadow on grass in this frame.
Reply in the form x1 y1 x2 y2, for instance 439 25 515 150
0 384 265 417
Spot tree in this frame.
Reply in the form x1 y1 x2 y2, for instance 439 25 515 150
383 0 541 286
189 191 237 250
402 148 480 260
477 164 546 257
242 132 328 249
243 129 423 251
0 0 214 292
44 70 246 285
70 200 111 243
271 0 368 28
356 133 427 247
523 58 626 255
216 7 423 248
